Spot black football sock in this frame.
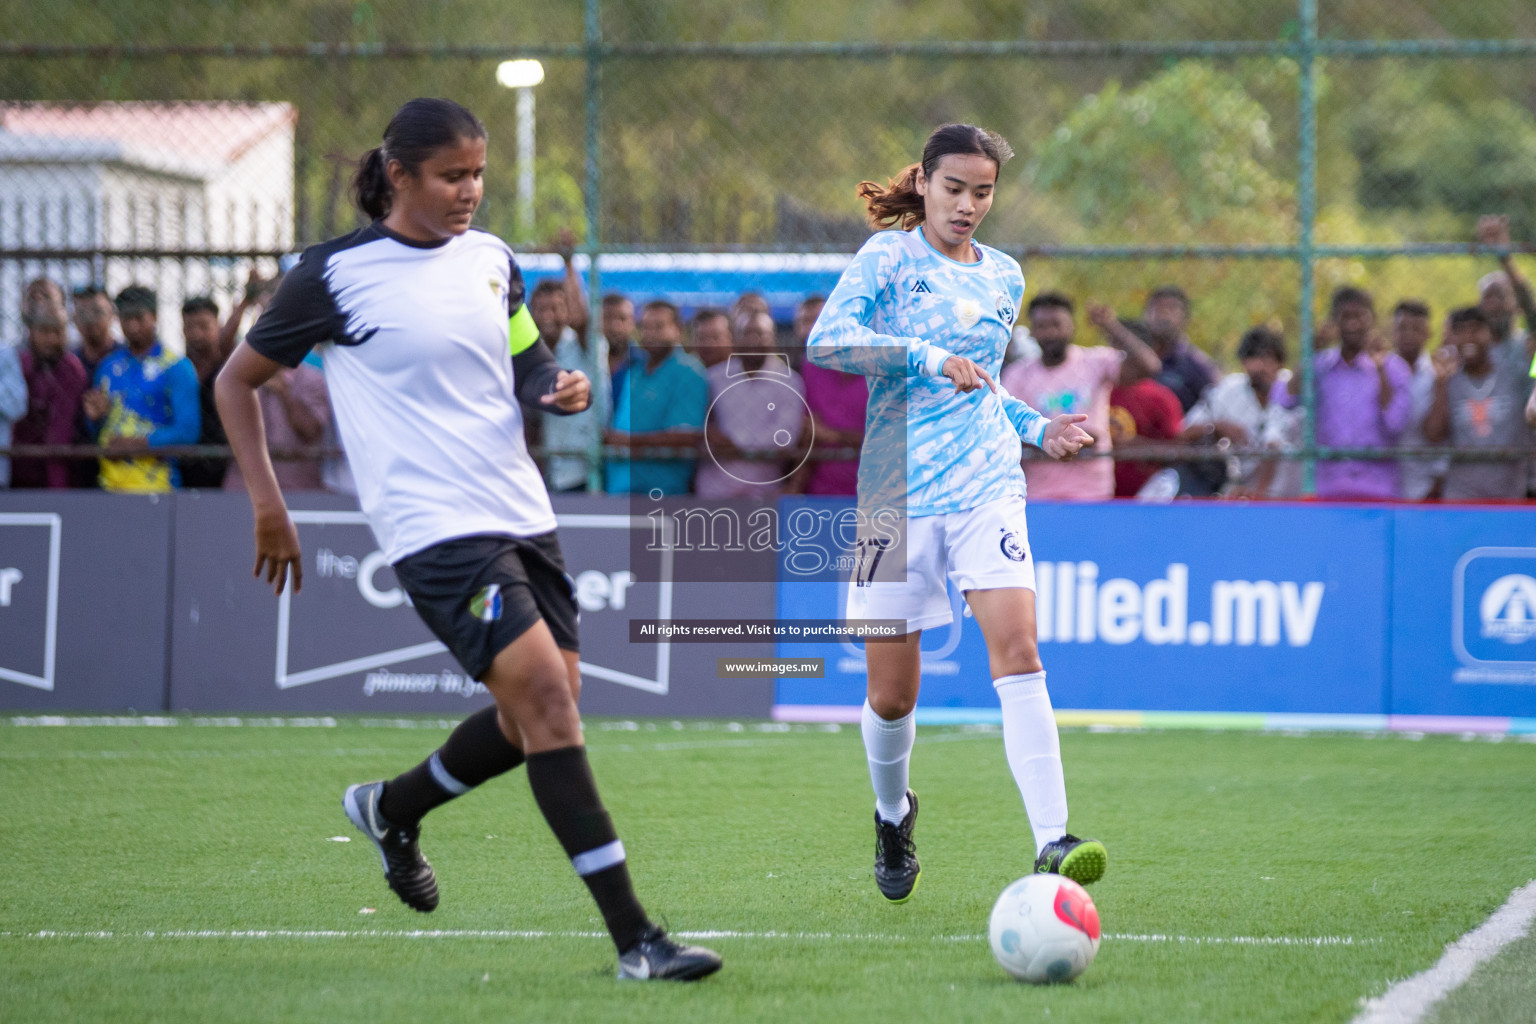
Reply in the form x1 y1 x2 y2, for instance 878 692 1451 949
525 745 651 953
378 706 524 826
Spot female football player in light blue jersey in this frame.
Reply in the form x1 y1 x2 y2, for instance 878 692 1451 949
807 123 1107 903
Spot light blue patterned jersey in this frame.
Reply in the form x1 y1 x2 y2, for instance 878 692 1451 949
806 228 1048 515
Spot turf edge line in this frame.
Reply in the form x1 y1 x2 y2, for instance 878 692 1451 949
1351 879 1536 1024
0 929 1369 946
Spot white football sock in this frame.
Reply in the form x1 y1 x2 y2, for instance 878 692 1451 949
994 671 1068 855
861 700 914 824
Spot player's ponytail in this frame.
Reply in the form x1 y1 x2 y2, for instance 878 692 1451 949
858 123 1015 230
353 147 392 220
350 97 489 220
857 164 926 231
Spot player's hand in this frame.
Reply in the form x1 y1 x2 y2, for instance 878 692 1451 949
243 268 271 305
1477 214 1511 249
941 355 997 394
542 369 591 412
1042 413 1093 460
1087 302 1118 331
1432 344 1460 383
253 506 303 596
553 227 578 263
81 389 109 421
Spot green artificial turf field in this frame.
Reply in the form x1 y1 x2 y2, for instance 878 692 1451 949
2 717 1533 1023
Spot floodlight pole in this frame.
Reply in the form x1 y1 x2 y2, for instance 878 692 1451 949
517 84 536 244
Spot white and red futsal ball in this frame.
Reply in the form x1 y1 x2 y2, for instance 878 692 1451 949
988 874 1101 983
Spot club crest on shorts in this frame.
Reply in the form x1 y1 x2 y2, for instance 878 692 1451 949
469 584 503 623
999 529 1029 562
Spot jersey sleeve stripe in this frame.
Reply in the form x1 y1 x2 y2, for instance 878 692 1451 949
508 305 539 356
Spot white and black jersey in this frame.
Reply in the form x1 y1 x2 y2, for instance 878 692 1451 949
247 222 570 562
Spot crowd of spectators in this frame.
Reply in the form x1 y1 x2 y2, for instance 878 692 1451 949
2 215 1533 502
1 273 333 494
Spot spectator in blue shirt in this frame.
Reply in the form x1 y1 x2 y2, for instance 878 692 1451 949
80 285 200 492
604 300 708 496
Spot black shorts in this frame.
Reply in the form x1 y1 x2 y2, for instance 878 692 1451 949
393 532 579 681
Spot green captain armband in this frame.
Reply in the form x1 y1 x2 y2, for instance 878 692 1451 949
509 304 539 356
1529 348 1535 379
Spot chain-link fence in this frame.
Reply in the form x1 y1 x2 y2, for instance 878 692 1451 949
2 0 1534 493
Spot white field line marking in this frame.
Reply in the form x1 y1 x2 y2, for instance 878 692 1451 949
3 716 852 735
0 928 1368 947
0 749 399 761
1352 879 1536 1024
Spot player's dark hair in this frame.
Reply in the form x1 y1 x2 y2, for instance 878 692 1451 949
1393 299 1430 319
353 98 488 220
601 292 633 310
1147 284 1191 313
641 299 682 329
1237 324 1287 364
691 307 729 329
115 284 158 316
858 123 1013 230
71 283 107 302
1330 285 1375 314
1448 306 1490 330
181 296 219 318
530 279 565 303
1027 291 1075 317
798 294 827 308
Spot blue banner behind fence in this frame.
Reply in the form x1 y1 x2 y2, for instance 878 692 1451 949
777 500 1536 721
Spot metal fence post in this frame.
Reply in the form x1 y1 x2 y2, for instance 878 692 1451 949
584 0 607 492
1298 0 1319 495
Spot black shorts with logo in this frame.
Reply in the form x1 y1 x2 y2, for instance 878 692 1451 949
393 532 579 681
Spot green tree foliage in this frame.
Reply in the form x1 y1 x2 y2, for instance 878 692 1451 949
1030 63 1294 244
1350 62 1536 239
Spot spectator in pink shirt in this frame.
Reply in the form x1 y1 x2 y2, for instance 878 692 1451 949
999 292 1161 501
11 278 88 490
788 293 866 496
695 310 806 500
223 363 332 492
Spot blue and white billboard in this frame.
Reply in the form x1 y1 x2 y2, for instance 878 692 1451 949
778 501 1536 723
1390 508 1536 718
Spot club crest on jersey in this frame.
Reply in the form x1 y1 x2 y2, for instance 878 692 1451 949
469 584 503 623
910 278 932 295
999 529 1028 562
489 278 506 299
994 291 1016 325
954 297 982 329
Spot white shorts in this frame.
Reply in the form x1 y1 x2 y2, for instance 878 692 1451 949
846 495 1036 634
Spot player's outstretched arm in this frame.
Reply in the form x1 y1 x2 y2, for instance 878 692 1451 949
940 355 997 393
806 236 954 380
215 343 303 596
1040 413 1093 461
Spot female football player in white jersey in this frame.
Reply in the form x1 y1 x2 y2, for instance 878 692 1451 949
215 98 719 981
806 123 1107 903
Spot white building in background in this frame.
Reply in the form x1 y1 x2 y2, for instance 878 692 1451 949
0 102 295 350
